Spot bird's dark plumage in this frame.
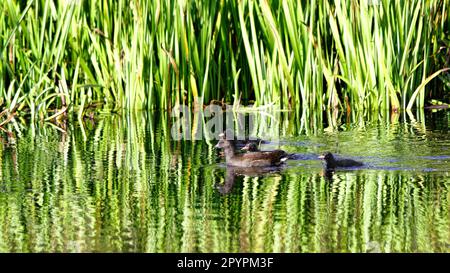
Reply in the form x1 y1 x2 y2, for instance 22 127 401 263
319 152 363 170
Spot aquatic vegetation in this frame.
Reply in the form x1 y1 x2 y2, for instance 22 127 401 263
0 0 449 122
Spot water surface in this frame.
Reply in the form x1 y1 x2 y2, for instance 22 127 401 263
0 110 449 252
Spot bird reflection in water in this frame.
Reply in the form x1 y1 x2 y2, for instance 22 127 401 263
215 166 284 195
320 168 335 181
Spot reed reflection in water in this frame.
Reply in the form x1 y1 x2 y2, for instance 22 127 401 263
0 110 448 252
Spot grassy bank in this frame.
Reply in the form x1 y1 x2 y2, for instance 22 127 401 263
1 0 449 125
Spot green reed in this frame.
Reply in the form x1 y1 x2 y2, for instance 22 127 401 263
0 0 449 124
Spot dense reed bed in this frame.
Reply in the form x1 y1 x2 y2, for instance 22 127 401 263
0 0 449 124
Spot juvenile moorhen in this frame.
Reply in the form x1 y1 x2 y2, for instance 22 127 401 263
215 133 289 167
218 139 260 157
241 142 259 152
241 142 301 160
216 130 265 149
319 152 363 170
232 138 266 149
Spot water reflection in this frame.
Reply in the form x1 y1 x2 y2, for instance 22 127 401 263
216 166 284 195
0 109 448 253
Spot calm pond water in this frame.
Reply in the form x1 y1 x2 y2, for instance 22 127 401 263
0 109 449 253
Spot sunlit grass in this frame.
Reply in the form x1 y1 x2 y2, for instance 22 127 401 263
0 0 449 126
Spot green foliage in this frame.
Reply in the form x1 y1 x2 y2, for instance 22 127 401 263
0 0 449 120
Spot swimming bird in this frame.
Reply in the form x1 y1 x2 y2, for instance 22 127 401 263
319 152 363 170
241 142 259 152
215 133 288 167
241 141 302 160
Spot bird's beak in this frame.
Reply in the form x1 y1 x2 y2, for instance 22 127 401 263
214 143 220 149
318 155 325 159
241 146 249 151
